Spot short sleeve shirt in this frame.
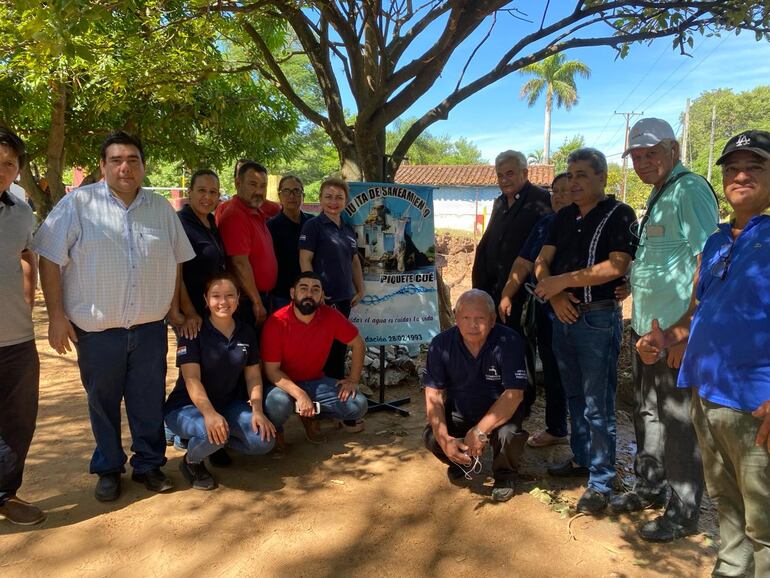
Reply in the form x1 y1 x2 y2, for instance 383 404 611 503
216 196 278 293
178 204 226 316
630 163 718 333
165 318 260 413
546 197 637 303
422 324 528 424
298 213 358 302
32 182 195 331
678 216 770 412
0 191 36 346
261 304 359 382
267 211 312 299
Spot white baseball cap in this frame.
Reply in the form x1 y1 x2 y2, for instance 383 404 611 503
622 118 676 157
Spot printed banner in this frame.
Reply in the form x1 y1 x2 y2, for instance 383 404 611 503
344 182 440 345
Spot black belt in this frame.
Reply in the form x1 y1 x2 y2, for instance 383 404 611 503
577 299 619 313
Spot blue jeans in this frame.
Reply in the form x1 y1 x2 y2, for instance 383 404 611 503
74 321 168 475
165 400 275 463
552 307 622 495
263 378 368 428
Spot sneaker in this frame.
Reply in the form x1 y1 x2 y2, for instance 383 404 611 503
0 497 46 525
576 488 609 514
131 467 175 493
609 490 667 513
339 419 365 433
547 459 589 478
179 455 216 491
95 472 122 502
639 515 698 542
491 479 516 502
208 448 232 468
527 430 569 448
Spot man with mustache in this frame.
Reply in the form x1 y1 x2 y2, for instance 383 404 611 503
261 272 368 443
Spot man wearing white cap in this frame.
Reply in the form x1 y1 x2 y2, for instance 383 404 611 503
614 117 718 541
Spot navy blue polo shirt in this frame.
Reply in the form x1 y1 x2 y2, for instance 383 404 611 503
422 324 528 424
178 204 226 316
519 213 557 263
298 213 358 302
546 197 637 303
165 318 260 413
268 210 312 299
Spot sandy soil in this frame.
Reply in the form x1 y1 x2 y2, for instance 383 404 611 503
1 263 718 577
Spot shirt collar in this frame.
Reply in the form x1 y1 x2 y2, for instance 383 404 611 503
719 213 770 236
0 190 16 206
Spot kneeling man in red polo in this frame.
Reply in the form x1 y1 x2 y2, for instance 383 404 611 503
261 272 368 443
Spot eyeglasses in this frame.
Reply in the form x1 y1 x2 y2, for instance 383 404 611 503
279 187 303 196
524 282 547 304
711 241 735 280
629 217 645 240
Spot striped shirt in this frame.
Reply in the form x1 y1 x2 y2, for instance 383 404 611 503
32 181 195 332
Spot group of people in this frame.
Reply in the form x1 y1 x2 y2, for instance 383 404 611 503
0 129 368 521
422 120 769 577
1 119 768 576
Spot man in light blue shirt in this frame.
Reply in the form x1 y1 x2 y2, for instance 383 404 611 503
34 131 195 502
614 118 718 542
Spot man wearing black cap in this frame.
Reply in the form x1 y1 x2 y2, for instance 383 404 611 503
612 118 718 542
637 130 770 576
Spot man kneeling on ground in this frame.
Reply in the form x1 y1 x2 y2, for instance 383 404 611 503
261 272 368 443
422 289 528 502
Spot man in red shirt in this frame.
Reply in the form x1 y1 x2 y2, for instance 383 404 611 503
262 272 368 443
216 161 278 325
231 159 281 218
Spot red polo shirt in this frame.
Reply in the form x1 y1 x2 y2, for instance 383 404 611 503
216 196 278 292
261 304 359 382
260 199 281 219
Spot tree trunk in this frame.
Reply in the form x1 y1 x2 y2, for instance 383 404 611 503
45 81 68 205
543 88 552 163
19 163 51 218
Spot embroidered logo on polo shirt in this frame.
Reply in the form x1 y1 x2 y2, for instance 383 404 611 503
514 369 527 380
485 365 502 381
176 346 187 356
299 234 307 241
236 342 250 354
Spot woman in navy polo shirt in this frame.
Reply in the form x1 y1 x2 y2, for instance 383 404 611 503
164 273 276 490
299 176 364 379
171 169 226 339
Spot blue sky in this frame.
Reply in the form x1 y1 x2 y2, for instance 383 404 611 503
333 6 770 165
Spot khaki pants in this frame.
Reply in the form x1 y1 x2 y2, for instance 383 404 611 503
691 393 770 577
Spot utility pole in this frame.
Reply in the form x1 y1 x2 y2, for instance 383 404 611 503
707 104 717 182
616 110 643 202
682 98 691 166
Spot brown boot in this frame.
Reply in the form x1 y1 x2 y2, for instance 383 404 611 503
300 417 325 444
271 432 287 459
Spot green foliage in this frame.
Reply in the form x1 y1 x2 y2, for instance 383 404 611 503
607 163 649 212
386 118 485 165
551 135 586 174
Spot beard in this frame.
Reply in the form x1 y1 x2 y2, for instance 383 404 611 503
294 297 320 315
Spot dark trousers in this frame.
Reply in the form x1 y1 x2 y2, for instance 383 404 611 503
324 299 352 380
502 295 537 417
74 321 168 476
536 305 568 437
236 292 273 327
630 330 704 524
423 405 528 482
0 340 39 505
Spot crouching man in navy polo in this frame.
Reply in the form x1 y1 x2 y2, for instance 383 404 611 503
260 272 368 444
422 289 528 502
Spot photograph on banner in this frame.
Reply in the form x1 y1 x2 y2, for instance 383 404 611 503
343 182 440 346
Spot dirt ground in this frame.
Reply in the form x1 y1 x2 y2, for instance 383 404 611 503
1 236 719 577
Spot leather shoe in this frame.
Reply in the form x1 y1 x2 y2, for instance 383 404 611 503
547 459 589 478
0 497 46 525
95 473 122 502
576 488 608 514
610 490 666 513
131 468 174 493
639 515 698 542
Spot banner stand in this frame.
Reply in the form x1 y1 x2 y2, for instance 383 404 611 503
366 346 410 416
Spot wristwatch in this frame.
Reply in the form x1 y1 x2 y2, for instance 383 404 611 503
473 426 489 443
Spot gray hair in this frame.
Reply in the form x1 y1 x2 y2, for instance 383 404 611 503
454 289 496 316
494 150 527 170
567 147 608 175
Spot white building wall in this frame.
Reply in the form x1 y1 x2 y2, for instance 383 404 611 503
432 186 499 232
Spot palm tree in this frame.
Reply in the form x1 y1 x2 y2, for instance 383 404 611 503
519 53 591 164
527 149 544 165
